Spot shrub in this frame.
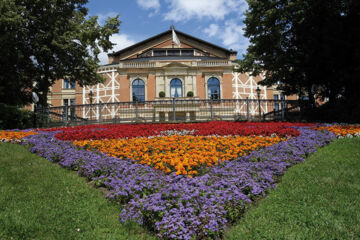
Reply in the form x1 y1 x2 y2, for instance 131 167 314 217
0 103 34 129
159 91 165 98
186 91 194 97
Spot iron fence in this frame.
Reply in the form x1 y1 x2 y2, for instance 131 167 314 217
34 98 309 127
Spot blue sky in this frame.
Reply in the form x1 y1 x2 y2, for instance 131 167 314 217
86 0 249 64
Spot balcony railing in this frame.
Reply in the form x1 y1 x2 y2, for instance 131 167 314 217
34 98 308 127
197 61 231 67
120 62 156 68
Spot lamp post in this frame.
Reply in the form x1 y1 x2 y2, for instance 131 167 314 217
32 92 39 127
89 90 93 120
256 86 261 120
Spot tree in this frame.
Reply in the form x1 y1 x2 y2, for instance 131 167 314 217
0 0 35 106
0 0 121 107
238 0 360 106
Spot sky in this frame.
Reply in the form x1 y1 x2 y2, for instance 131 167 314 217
86 0 250 65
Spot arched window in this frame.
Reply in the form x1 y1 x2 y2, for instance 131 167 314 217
208 77 220 99
170 78 183 97
132 79 145 102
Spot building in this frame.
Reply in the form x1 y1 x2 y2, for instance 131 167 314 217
47 27 292 122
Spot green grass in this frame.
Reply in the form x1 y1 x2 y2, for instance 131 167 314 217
225 138 360 240
0 143 156 240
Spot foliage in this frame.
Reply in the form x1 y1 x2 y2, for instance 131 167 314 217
0 0 120 107
186 91 194 97
0 103 34 129
158 91 165 98
238 0 360 106
225 138 360 239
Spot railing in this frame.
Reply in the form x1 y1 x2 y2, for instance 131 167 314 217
197 61 231 67
34 98 308 127
118 61 232 69
120 62 156 68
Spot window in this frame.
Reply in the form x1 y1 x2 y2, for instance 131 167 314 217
64 78 75 89
181 49 194 56
170 78 183 97
153 50 166 56
274 94 279 113
207 77 220 99
274 94 285 115
63 99 75 106
132 79 145 102
63 99 76 119
167 50 180 56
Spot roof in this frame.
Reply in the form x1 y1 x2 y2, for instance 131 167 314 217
98 63 119 67
108 29 237 57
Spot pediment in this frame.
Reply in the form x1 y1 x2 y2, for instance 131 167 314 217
107 28 237 64
161 62 191 68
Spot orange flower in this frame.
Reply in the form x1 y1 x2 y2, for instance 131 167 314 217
0 131 37 141
314 125 360 137
73 135 285 177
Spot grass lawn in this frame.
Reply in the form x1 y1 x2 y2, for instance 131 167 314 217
0 143 156 240
225 138 360 240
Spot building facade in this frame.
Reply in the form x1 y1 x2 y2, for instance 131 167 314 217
47 27 292 121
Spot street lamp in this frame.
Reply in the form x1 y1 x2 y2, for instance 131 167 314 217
32 92 39 127
256 86 261 120
89 90 93 120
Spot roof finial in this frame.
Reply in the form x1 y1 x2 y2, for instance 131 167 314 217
170 24 175 30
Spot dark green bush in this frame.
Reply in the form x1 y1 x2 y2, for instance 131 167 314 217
159 91 165 98
0 103 34 129
186 91 194 97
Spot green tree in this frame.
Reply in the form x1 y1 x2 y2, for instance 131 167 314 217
0 0 35 106
0 0 120 107
238 0 360 105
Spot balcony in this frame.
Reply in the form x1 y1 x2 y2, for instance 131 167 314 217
196 60 231 67
119 62 156 69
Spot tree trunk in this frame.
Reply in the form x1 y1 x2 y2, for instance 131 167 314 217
38 65 51 109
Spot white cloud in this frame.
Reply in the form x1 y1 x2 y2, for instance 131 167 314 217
98 34 136 65
203 20 249 56
203 24 219 37
136 0 160 13
221 20 247 49
164 0 247 22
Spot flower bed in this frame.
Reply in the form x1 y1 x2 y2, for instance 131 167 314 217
42 121 312 141
73 135 285 176
314 125 360 138
2 122 344 239
0 130 37 143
